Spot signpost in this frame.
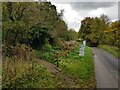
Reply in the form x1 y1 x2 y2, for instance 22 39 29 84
79 44 84 56
79 40 86 56
83 40 86 46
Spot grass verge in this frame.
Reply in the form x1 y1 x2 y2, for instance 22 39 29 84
59 43 96 88
99 45 120 59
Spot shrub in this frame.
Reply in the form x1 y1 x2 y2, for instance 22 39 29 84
2 43 14 57
2 57 54 88
12 43 35 60
43 44 53 51
3 43 35 61
42 52 55 63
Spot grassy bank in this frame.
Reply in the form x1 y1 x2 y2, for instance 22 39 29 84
3 57 53 88
99 45 120 59
2 43 96 88
59 43 96 88
2 56 71 88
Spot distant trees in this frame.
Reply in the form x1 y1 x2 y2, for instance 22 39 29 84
78 17 93 44
104 20 120 48
78 15 119 47
50 19 68 46
66 29 78 41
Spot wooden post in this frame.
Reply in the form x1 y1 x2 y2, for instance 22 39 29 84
56 51 59 67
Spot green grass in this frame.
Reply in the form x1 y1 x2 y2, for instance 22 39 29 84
35 49 55 63
99 45 120 59
59 43 96 88
35 44 62 64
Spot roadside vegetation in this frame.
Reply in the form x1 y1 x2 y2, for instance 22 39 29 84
2 1 119 88
3 57 72 88
2 2 96 88
2 44 68 88
78 14 120 57
79 15 120 48
99 45 120 59
59 43 96 88
2 41 96 88
35 42 96 88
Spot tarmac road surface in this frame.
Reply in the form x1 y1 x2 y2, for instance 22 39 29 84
92 47 119 88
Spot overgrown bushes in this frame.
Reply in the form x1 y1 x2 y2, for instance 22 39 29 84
2 56 55 88
3 43 34 59
2 44 35 88
2 43 55 88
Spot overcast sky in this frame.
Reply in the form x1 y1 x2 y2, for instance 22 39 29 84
50 1 118 32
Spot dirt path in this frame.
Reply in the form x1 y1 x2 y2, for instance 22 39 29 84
37 59 78 88
37 59 60 73
92 47 119 88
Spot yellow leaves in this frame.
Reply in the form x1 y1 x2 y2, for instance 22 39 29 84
104 20 120 33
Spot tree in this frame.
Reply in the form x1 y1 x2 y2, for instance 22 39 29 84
78 17 94 46
78 15 110 46
50 19 68 46
104 20 120 47
2 2 60 49
66 29 78 41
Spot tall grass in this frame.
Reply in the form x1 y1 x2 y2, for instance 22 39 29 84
2 44 71 88
2 44 55 88
2 56 57 88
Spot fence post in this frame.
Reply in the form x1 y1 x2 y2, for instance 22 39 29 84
56 51 59 67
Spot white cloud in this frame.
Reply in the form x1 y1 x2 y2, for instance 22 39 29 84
103 3 118 20
52 2 118 32
111 19 118 22
89 8 104 17
53 3 83 32
88 3 118 20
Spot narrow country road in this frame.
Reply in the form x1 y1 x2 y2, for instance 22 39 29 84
92 47 120 88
